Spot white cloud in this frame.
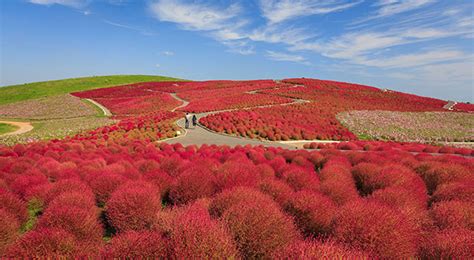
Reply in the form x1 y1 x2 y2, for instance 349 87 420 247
29 0 89 8
374 0 436 17
259 0 361 24
357 50 466 68
162 51 174 56
155 64 161 68
249 25 315 46
103 20 155 36
149 0 241 31
265 50 310 65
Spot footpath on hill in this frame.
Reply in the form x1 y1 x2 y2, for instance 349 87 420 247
0 121 34 136
164 93 321 149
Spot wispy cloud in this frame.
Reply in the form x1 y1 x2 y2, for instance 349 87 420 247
149 0 241 31
103 19 155 36
259 0 362 24
265 50 310 65
29 0 90 8
162 51 174 56
374 0 436 17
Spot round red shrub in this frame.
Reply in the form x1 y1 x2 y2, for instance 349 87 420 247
9 171 49 200
215 160 260 191
319 177 359 205
274 240 371 259
47 192 98 217
106 184 161 232
351 163 381 196
282 166 320 192
169 163 217 205
420 228 474 259
284 191 337 237
89 173 127 205
258 179 293 206
209 186 274 218
5 228 77 258
0 209 19 255
333 200 418 258
169 202 240 259
0 189 28 225
37 205 103 243
432 180 474 204
102 231 168 258
222 199 299 259
45 179 94 206
430 200 474 230
421 164 471 194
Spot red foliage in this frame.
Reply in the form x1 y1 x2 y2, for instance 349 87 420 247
222 199 300 259
284 191 337 237
430 200 474 230
258 179 294 206
102 231 168 258
0 189 28 225
5 228 77 258
333 200 419 258
421 163 472 194
89 173 127 205
0 209 19 254
36 205 103 244
106 183 161 232
431 180 474 203
168 202 240 259
169 163 217 204
215 160 260 191
420 228 474 259
274 240 371 259
209 187 274 218
282 166 320 192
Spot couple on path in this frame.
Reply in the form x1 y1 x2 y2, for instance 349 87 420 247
185 113 197 129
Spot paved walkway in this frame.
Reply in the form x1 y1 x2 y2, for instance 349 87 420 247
85 98 112 116
0 120 34 136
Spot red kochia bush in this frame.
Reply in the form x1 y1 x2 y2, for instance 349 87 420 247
47 192 98 217
319 163 359 205
106 183 161 232
168 202 240 259
351 162 382 195
209 187 274 218
258 179 294 206
101 231 168 258
332 200 418 258
169 163 217 205
215 160 260 191
284 191 337 237
89 173 127 205
36 205 103 243
431 180 474 204
5 228 77 258
274 240 371 259
420 228 474 259
420 163 471 194
44 179 94 206
0 209 20 254
222 199 299 259
282 166 320 192
430 200 474 230
0 189 28 225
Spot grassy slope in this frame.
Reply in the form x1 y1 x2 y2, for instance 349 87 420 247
0 123 19 135
0 75 184 105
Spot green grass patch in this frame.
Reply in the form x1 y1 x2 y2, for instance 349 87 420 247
0 122 19 135
82 99 108 118
0 75 185 105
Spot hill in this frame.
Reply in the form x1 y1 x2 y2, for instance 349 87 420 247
0 75 184 105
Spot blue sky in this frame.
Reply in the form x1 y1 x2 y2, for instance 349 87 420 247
1 0 473 101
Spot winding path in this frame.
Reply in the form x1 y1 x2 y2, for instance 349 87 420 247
85 98 112 116
0 121 34 136
163 93 309 148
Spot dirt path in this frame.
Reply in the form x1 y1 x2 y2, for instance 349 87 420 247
0 120 34 136
85 98 112 116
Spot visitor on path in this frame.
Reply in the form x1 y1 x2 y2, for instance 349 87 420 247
192 114 198 127
185 113 190 129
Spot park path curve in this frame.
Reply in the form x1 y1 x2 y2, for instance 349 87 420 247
0 120 34 136
85 98 112 116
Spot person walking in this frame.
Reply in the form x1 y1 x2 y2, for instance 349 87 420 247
192 114 198 128
184 113 190 129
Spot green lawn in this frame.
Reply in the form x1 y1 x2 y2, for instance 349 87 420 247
0 123 19 135
0 75 185 105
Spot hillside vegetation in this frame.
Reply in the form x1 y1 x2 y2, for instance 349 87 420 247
0 75 184 105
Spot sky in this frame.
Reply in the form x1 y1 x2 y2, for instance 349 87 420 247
0 0 473 102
